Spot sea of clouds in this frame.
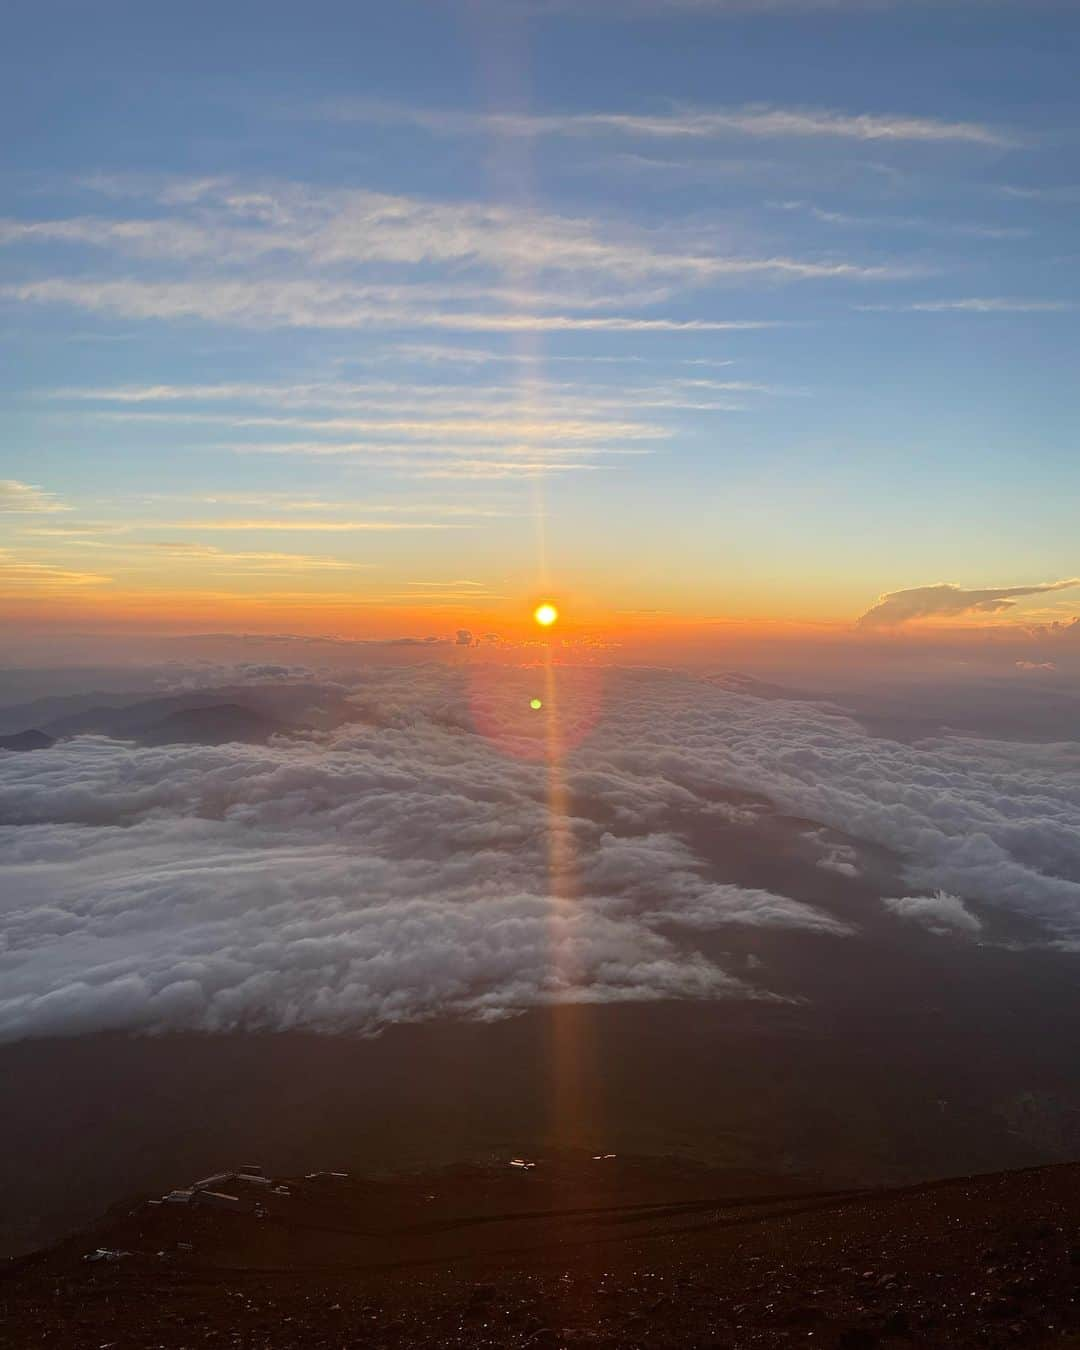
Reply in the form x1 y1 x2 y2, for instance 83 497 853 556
1 663 1078 1041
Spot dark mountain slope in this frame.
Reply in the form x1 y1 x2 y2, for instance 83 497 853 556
3 1157 1078 1348
138 703 285 746
31 694 291 745
0 729 55 752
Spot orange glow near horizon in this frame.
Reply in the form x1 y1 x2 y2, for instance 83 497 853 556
3 586 1054 661
8 569 1068 668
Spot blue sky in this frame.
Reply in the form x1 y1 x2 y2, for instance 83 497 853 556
2 0 1078 637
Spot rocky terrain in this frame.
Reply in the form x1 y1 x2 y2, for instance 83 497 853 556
3 1156 1079 1348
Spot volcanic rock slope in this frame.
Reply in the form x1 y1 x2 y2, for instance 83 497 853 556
2 1157 1079 1348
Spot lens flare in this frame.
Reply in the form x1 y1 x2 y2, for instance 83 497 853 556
534 602 558 627
530 697 543 710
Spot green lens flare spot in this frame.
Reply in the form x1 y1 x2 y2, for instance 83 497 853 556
530 698 543 711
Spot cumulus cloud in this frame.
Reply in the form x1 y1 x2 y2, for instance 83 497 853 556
804 830 860 878
2 665 1079 1042
1024 617 1080 641
153 662 330 691
883 891 983 936
857 579 1080 628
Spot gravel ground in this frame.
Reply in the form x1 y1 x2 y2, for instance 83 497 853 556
3 1159 1079 1348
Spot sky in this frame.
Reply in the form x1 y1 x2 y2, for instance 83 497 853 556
2 0 1079 657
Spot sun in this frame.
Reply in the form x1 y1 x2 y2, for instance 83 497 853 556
533 602 559 628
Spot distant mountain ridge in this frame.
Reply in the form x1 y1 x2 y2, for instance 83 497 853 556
0 681 358 748
39 692 272 742
0 729 55 752
138 702 285 747
0 693 293 749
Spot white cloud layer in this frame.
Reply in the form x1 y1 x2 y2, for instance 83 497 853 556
2 666 1078 1042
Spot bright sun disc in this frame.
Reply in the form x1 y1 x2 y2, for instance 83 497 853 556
534 603 559 627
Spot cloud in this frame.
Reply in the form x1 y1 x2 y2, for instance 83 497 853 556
178 633 456 647
998 183 1080 203
2 665 1080 1042
96 406 666 444
1024 617 1080 641
883 891 982 936
0 176 905 297
52 375 750 421
385 343 738 370
15 523 124 538
329 99 1015 148
52 372 768 479
1016 660 1057 672
776 202 1029 239
0 694 783 1039
55 376 767 415
2 278 804 332
0 481 70 514
804 830 860 877
857 580 1080 628
147 544 373 574
508 0 1054 13
49 368 789 481
857 298 1071 313
151 661 333 692
223 446 626 480
0 553 112 593
411 459 598 479
158 519 470 533
644 885 853 935
0 172 914 375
